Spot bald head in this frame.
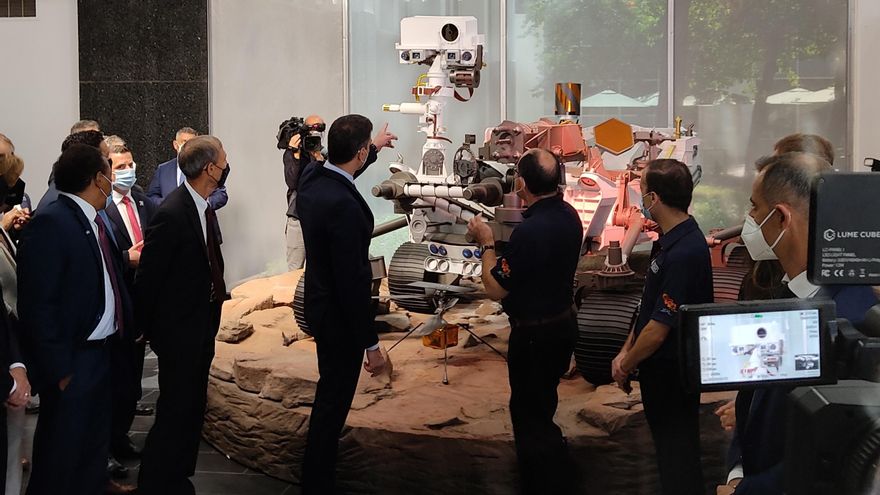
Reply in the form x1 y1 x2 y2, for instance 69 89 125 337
516 148 560 195
305 115 324 126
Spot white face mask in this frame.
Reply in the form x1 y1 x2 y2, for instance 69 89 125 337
741 209 786 261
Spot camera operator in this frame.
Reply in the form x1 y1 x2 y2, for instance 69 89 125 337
718 152 879 495
280 115 397 270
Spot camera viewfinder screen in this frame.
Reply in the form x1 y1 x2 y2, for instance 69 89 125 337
698 309 821 385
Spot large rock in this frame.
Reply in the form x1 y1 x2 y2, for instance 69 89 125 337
230 270 302 308
205 275 736 494
216 295 276 343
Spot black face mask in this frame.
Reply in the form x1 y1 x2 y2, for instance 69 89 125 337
216 163 231 188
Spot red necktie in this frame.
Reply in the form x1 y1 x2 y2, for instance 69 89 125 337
95 215 125 336
121 196 143 244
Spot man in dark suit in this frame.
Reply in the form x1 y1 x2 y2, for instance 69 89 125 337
720 152 879 495
18 144 133 495
36 130 109 212
146 127 228 210
104 143 158 470
297 114 387 494
135 135 229 495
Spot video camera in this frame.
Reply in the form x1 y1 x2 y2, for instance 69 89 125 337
678 172 880 494
276 117 326 152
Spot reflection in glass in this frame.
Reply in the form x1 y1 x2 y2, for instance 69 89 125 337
674 0 848 231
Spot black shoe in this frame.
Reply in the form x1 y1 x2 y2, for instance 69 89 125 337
134 403 154 416
113 438 142 460
107 456 128 480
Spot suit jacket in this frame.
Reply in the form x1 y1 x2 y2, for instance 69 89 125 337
297 163 377 349
105 186 157 286
147 157 228 210
728 285 879 494
16 195 132 392
134 185 224 348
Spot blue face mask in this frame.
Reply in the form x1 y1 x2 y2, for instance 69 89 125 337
113 167 137 192
641 192 655 221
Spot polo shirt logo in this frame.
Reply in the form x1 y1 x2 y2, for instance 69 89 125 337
500 258 511 278
662 293 678 312
650 260 660 273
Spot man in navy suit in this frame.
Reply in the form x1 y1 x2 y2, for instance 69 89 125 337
18 144 134 495
147 127 228 210
720 152 878 495
104 143 158 469
297 114 387 494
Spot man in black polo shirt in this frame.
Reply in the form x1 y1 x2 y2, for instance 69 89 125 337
611 158 713 495
467 148 583 494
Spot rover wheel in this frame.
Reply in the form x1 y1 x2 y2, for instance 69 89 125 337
388 242 439 314
575 287 643 386
292 274 311 336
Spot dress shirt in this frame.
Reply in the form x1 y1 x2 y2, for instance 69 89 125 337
183 180 208 244
323 162 355 183
176 163 184 187
783 271 821 299
320 163 378 352
112 189 142 243
58 192 117 340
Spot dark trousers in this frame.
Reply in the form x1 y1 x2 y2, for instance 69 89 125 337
138 309 219 495
26 345 111 495
508 314 577 495
0 401 7 490
639 360 704 495
301 336 363 495
110 337 145 455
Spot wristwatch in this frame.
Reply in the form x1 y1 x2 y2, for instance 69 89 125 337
481 244 495 253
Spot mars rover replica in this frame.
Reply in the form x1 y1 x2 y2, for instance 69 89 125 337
294 16 750 385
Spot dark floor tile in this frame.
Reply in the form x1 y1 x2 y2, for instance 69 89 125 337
192 472 291 495
193 452 248 475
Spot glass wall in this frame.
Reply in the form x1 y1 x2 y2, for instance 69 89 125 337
350 0 849 255
507 0 669 127
674 0 848 230
349 0 502 259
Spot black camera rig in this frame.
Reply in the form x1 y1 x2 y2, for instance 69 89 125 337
276 117 326 152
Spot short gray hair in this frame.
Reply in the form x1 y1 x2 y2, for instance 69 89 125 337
179 135 222 179
70 119 100 134
759 152 832 214
176 127 200 140
104 135 126 149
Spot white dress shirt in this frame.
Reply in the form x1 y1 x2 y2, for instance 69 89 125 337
111 190 142 243
783 271 821 299
59 193 117 340
183 180 208 244
176 163 184 187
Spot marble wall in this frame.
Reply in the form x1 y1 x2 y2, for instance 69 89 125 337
77 0 209 185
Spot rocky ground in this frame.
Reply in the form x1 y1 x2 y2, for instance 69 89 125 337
203 270 735 494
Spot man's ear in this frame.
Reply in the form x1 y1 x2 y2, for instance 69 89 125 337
776 203 795 230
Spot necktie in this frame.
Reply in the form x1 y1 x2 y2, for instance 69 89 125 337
121 196 143 244
94 215 125 336
205 207 226 302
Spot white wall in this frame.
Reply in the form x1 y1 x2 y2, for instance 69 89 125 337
0 0 79 203
209 0 345 285
851 0 880 168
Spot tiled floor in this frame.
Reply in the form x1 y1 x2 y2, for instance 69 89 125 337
22 349 299 495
